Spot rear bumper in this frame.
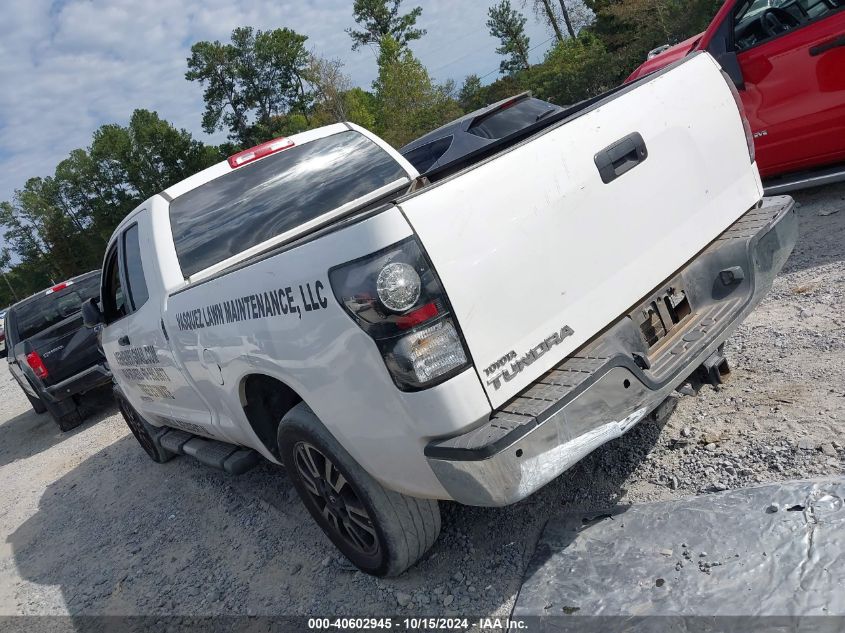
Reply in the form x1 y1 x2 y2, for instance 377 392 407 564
45 363 112 401
425 196 798 506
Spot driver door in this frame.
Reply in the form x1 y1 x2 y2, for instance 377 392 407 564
733 1 845 176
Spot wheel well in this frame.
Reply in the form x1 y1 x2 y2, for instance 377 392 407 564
241 374 303 458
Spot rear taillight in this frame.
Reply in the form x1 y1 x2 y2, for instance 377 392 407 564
721 70 755 164
26 351 49 379
329 238 470 390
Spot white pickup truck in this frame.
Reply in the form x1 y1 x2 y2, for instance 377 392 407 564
84 52 797 576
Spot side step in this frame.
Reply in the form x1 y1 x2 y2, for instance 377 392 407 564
763 163 845 195
158 428 261 475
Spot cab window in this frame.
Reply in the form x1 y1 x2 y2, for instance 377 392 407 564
102 247 126 323
122 224 149 310
734 0 843 50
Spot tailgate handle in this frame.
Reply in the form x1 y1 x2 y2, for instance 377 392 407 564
594 132 648 184
118 335 131 347
809 34 845 56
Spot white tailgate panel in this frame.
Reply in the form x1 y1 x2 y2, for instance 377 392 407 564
399 54 763 408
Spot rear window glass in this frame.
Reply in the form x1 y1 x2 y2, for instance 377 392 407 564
10 275 100 341
468 98 556 140
401 136 453 173
169 130 409 278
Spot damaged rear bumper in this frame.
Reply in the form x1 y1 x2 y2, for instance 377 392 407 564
425 196 798 506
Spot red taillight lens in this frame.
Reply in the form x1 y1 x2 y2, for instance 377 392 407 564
26 351 49 379
227 137 295 168
397 302 439 330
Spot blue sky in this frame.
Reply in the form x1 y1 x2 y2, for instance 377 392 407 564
0 0 556 215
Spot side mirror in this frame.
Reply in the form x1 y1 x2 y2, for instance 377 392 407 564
82 297 104 328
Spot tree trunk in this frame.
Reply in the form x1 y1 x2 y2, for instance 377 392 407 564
539 0 564 41
557 0 577 38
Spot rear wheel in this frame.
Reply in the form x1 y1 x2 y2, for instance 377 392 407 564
115 387 174 463
278 403 440 576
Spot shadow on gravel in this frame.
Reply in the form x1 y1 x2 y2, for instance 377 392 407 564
783 182 845 274
0 385 116 468
6 399 674 617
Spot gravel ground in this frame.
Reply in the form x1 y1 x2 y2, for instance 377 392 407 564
0 184 842 619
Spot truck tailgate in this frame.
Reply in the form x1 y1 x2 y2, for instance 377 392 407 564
29 315 103 387
398 53 762 407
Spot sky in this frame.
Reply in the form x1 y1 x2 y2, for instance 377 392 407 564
0 0 556 212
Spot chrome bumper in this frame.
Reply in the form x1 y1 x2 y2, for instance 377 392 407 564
426 196 798 506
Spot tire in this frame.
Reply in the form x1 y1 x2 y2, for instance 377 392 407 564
44 397 84 432
25 391 47 415
115 387 175 463
278 402 440 577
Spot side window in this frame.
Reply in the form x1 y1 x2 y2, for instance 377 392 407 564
123 224 149 310
102 247 126 324
734 0 843 50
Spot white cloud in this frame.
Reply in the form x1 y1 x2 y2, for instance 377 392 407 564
0 0 553 211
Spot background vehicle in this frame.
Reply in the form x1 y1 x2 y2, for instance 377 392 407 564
0 308 7 351
400 93 562 175
6 271 111 430
85 52 795 576
626 0 845 193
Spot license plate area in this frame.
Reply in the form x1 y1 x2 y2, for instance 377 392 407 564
631 280 693 353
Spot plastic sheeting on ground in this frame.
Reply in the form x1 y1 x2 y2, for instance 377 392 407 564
513 478 845 631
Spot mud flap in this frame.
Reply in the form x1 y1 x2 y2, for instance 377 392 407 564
513 479 845 627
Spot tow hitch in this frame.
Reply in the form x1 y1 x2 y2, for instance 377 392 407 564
699 344 731 386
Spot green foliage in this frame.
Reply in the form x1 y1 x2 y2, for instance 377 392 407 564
488 1 532 75
186 26 311 145
371 37 462 148
530 31 617 104
0 111 222 305
585 0 721 80
347 0 426 52
343 88 379 130
458 74 485 112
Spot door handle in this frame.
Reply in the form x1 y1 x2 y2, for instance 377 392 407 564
594 132 648 184
810 34 845 56
118 335 131 347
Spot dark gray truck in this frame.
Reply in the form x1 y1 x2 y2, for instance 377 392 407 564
5 271 112 430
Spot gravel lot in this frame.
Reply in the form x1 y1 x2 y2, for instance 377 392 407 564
0 184 843 618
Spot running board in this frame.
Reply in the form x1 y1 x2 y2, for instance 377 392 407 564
764 163 845 195
158 428 260 475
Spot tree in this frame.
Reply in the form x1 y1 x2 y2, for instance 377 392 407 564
347 0 426 53
527 0 565 40
584 0 719 78
186 27 311 145
530 31 616 104
372 36 462 147
307 55 353 123
557 0 578 38
0 110 222 298
458 74 485 111
488 1 532 75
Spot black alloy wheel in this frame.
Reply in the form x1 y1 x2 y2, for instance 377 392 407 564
293 441 379 557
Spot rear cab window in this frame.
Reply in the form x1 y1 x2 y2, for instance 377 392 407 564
168 130 410 279
8 275 100 342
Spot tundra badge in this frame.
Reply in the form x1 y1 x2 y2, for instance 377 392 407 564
485 325 575 390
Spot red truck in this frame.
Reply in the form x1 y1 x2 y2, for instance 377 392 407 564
626 0 845 193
